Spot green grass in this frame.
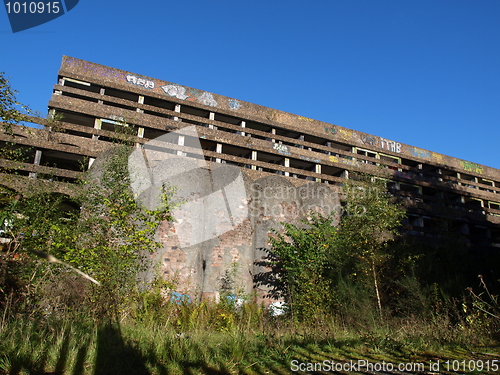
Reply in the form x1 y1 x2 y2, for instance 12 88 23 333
0 311 498 375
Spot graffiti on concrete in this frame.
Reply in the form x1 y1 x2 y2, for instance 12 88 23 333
361 135 378 147
160 84 218 107
395 171 412 179
324 127 337 135
380 138 402 153
229 99 240 110
273 143 291 156
65 57 125 79
126 74 155 89
198 92 218 107
432 153 443 164
411 147 431 159
338 128 354 140
161 85 189 99
460 160 483 174
342 158 361 168
298 116 314 122
329 155 339 163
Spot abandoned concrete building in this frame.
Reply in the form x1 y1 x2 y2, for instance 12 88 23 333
1 56 499 301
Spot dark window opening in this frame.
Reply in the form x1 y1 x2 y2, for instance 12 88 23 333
180 105 210 118
62 78 101 93
105 87 139 102
102 101 136 111
214 113 242 125
143 96 176 111
60 91 99 103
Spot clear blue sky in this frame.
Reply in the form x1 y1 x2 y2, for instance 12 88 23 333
2 1 499 169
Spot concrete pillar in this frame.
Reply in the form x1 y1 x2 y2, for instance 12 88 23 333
98 88 105 104
284 158 290 176
137 127 144 138
29 149 43 178
271 128 276 143
177 135 185 156
174 104 181 121
298 134 305 149
135 127 145 148
251 150 257 170
215 143 222 163
138 95 144 105
208 112 216 129
92 118 101 141
239 121 246 136
315 164 321 182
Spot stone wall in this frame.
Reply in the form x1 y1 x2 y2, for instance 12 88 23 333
127 135 341 302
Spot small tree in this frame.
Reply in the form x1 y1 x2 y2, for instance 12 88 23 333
337 174 406 318
267 173 405 322
267 213 337 321
0 72 29 134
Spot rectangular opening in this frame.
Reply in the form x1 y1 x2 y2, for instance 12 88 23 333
356 148 377 158
104 87 139 102
40 150 86 172
489 202 500 210
102 101 136 111
400 183 421 195
52 110 95 128
62 77 101 93
379 153 400 164
180 105 210 118
464 197 483 208
143 96 176 111
214 113 242 125
61 91 99 103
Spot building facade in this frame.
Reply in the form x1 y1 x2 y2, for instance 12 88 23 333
1 56 499 300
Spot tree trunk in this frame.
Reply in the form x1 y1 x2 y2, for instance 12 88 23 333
372 258 383 319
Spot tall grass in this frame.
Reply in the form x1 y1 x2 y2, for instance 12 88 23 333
1 296 498 375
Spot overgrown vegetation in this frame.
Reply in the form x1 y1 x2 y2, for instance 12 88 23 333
0 73 499 374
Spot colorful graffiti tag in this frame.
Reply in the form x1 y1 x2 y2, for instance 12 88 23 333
431 153 443 164
198 92 218 107
395 171 412 179
65 58 124 79
159 84 218 107
229 99 240 110
161 85 189 100
324 127 337 135
411 147 431 159
342 158 361 168
361 135 378 147
460 161 484 174
328 155 339 163
380 138 402 153
338 129 354 139
126 74 155 90
273 143 291 156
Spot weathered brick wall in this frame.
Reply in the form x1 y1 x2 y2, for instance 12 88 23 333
150 163 341 304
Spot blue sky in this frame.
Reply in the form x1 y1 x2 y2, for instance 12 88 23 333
1 1 499 169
